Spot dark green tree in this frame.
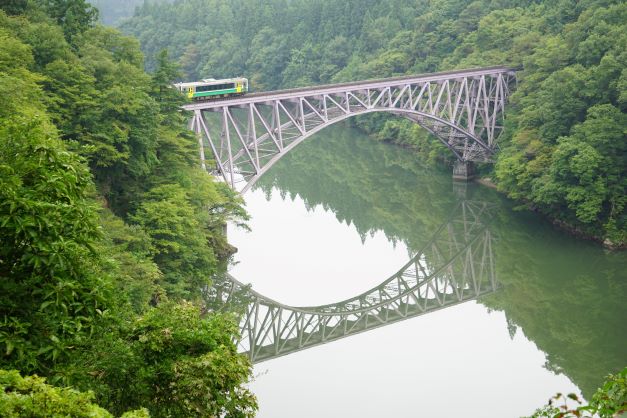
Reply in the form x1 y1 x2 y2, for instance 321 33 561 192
0 0 28 16
0 116 111 374
67 302 257 417
42 0 99 45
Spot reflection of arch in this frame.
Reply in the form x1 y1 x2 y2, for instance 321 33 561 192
206 200 498 363
185 67 517 192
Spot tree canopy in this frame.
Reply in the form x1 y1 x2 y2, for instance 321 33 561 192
0 1 254 415
120 0 626 245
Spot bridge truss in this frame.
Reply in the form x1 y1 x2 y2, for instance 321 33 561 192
184 67 517 192
206 200 497 363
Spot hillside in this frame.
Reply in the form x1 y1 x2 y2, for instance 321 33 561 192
0 1 255 416
120 0 626 245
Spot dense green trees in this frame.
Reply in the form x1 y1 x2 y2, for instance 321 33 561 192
0 370 148 417
43 0 99 45
89 0 145 25
65 302 256 417
120 0 626 245
0 116 110 374
0 19 108 374
0 1 254 415
1 0 624 413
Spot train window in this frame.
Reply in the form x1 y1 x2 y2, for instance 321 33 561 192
195 82 237 92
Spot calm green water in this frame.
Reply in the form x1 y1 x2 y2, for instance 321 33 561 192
227 122 626 418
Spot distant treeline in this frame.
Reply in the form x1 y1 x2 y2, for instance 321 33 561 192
120 0 626 245
88 0 153 25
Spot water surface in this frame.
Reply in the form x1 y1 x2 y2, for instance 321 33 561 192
227 123 626 418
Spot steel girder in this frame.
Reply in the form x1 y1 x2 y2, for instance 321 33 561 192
185 66 517 192
206 200 497 363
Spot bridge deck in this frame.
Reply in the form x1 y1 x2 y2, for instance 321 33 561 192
182 65 517 111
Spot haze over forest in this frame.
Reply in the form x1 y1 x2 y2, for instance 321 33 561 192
118 0 625 245
0 0 625 416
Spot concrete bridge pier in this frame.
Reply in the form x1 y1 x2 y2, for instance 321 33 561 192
452 161 476 181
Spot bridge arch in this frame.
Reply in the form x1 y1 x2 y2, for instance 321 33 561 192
185 66 517 193
239 107 493 193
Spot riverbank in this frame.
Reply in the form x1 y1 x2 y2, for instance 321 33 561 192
367 132 624 250
475 177 498 190
473 176 625 250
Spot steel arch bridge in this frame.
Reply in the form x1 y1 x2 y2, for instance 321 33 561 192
206 200 497 363
184 66 517 193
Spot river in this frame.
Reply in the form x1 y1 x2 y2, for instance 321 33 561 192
226 122 626 418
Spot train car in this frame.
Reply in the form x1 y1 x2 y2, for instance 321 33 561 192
174 77 249 100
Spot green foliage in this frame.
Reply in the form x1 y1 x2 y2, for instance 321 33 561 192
120 0 626 243
525 367 627 418
0 0 29 16
97 209 162 313
0 369 149 417
0 12 71 70
130 303 256 418
0 369 114 417
588 368 627 417
118 0 627 243
42 0 99 45
0 116 111 373
67 302 257 417
0 3 254 415
151 49 184 114
0 26 43 121
130 184 217 299
532 105 626 233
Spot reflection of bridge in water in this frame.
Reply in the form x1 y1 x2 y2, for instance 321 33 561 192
208 199 497 363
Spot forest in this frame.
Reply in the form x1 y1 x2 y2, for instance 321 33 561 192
89 0 145 25
120 0 626 246
0 0 256 416
0 0 625 416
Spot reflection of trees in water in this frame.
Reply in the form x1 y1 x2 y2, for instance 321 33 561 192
254 123 457 253
482 227 627 399
204 273 254 316
235 124 625 397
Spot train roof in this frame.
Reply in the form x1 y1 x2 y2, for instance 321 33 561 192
174 77 247 88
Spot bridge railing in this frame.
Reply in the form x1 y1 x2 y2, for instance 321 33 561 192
185 67 517 192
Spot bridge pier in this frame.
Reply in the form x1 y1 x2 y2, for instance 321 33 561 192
452 161 476 182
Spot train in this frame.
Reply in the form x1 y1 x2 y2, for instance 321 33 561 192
174 77 249 100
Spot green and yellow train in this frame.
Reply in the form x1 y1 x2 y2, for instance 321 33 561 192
174 77 249 100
